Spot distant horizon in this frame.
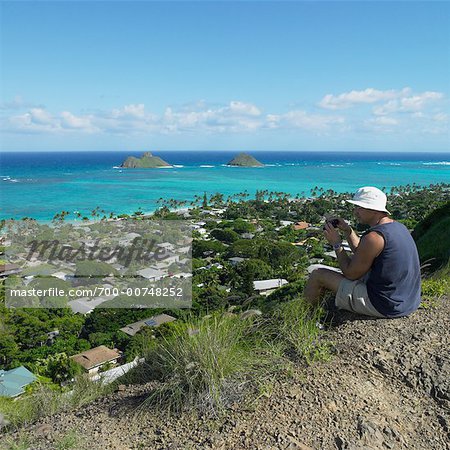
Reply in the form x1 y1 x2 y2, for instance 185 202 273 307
1 149 449 154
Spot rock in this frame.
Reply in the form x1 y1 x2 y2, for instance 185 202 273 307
120 152 172 168
226 153 264 167
285 436 313 449
0 413 10 429
35 423 53 436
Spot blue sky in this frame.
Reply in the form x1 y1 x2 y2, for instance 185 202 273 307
1 1 449 152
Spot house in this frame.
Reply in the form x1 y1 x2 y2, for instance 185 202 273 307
157 252 180 265
71 346 122 375
253 278 288 296
136 267 167 281
0 366 37 398
293 221 309 230
118 232 142 246
241 233 254 239
68 296 114 315
228 257 246 266
157 242 175 252
46 330 60 345
119 314 176 336
51 271 70 280
0 263 22 278
171 272 192 279
176 245 191 254
307 264 342 275
151 260 173 270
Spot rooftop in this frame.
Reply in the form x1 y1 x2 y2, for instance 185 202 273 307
253 279 288 291
0 366 36 398
71 346 121 370
119 314 176 336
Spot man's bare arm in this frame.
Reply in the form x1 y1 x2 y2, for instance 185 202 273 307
344 227 360 252
336 219 360 252
336 232 384 280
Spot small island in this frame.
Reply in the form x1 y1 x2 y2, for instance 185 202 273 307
121 152 172 168
227 152 264 167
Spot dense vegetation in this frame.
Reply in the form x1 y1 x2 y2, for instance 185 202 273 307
0 183 448 423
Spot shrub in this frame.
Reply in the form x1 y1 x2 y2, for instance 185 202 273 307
0 375 112 431
267 298 329 364
139 312 277 415
421 270 449 309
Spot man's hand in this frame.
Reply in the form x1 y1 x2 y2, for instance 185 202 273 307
323 221 341 246
335 218 352 235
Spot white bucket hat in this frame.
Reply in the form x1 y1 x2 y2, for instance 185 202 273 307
346 186 390 214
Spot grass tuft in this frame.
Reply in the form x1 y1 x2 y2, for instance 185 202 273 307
267 298 330 364
138 300 328 415
0 376 112 432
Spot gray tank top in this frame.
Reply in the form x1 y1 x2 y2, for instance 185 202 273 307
365 221 421 317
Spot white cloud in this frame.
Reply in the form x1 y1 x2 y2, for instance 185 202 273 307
60 112 96 131
1 92 447 138
29 108 54 125
399 91 443 111
372 100 398 116
160 102 263 133
432 112 448 122
373 91 444 115
319 88 410 110
271 110 345 131
228 101 261 116
112 103 146 119
320 87 445 115
368 116 399 126
0 96 41 111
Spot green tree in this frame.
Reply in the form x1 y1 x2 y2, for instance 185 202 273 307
34 352 82 384
210 228 240 243
0 333 19 367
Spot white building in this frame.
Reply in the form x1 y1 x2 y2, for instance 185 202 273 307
253 278 288 296
136 267 167 281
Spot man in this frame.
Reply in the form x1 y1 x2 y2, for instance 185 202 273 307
304 186 421 318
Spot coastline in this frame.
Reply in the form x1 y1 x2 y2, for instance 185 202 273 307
1 151 449 221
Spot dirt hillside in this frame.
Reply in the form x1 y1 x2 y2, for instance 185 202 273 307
3 298 449 450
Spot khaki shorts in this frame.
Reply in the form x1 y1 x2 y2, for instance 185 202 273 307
335 278 386 318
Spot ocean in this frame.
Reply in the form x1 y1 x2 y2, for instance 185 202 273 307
1 151 449 221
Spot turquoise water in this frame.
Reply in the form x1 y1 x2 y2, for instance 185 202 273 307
1 151 449 221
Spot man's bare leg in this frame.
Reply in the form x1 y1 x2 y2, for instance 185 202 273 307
304 268 345 306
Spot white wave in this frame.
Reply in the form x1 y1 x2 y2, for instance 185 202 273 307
329 164 345 167
423 161 450 166
173 164 184 168
200 165 215 168
265 164 277 167
377 162 401 166
8 179 19 182
112 166 121 169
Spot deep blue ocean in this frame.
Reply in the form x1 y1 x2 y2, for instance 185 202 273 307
1 151 449 221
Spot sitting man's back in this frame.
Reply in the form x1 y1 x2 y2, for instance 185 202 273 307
364 220 421 317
